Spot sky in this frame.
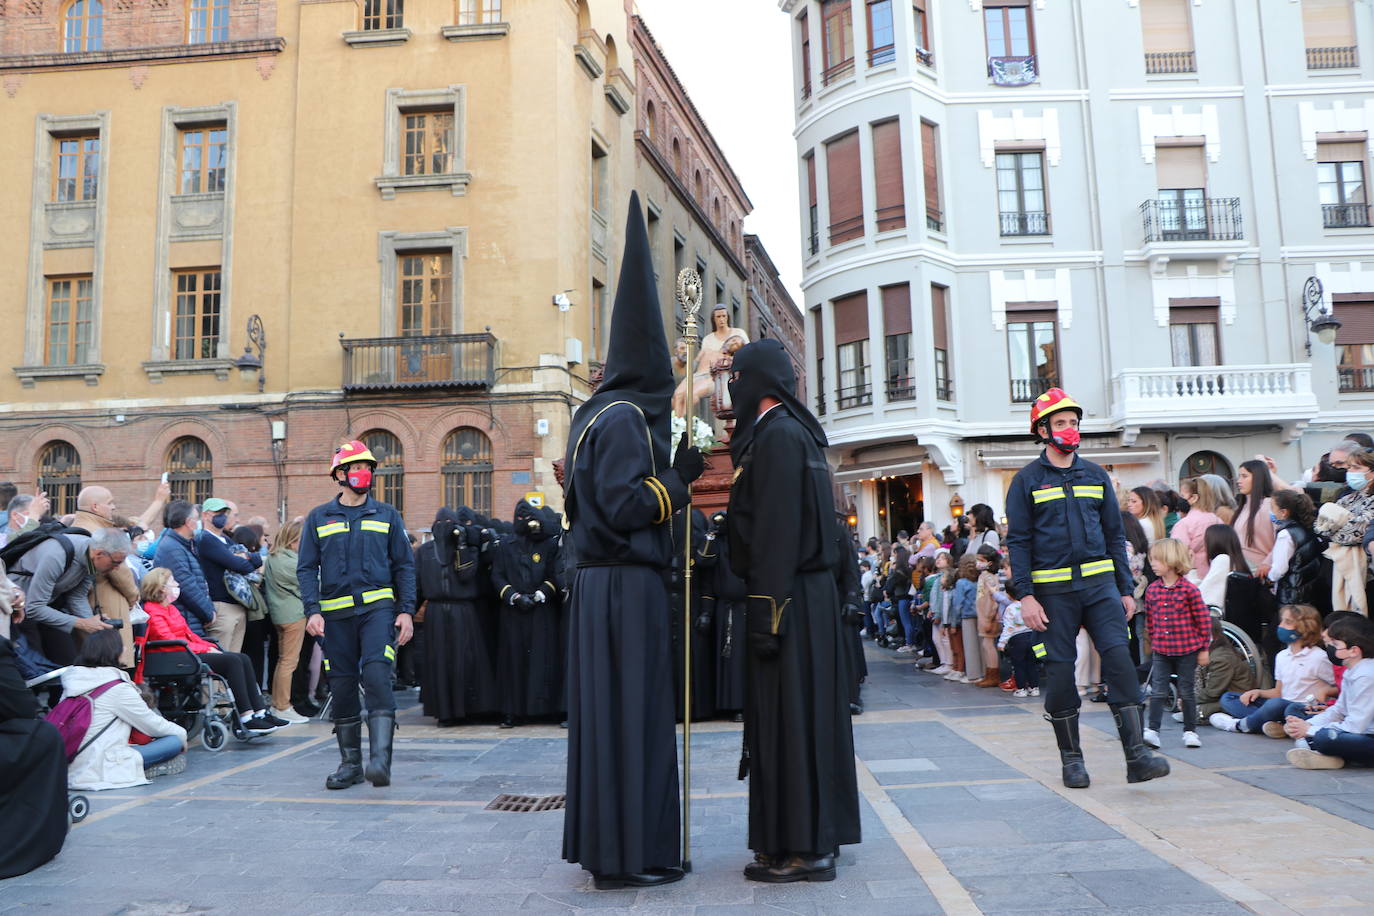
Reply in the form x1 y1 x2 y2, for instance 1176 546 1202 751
633 0 804 313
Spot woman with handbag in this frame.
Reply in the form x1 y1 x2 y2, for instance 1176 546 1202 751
264 520 311 724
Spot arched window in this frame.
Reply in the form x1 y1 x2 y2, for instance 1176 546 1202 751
672 137 682 175
166 436 213 506
694 169 703 202
360 430 405 517
62 0 104 53
713 198 721 226
441 427 493 516
645 100 657 141
1180 451 1234 491
37 441 82 517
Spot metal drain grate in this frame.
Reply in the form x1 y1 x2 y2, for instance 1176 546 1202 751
485 793 567 812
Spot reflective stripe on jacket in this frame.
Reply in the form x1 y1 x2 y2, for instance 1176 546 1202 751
296 496 416 619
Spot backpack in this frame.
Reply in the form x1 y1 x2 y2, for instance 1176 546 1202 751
45 679 123 763
0 518 78 573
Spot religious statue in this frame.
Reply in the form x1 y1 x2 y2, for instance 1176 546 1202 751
672 305 749 417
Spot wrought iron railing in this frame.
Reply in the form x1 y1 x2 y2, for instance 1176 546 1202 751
829 214 865 245
1323 203 1372 229
988 55 1037 86
934 378 953 401
926 207 944 232
822 57 855 85
915 47 934 68
1144 50 1196 74
801 78 811 100
837 384 872 410
1339 367 1374 393
868 44 895 67
816 391 827 415
1010 376 1056 403
886 376 916 402
808 205 819 255
341 332 495 391
876 204 906 233
1307 46 1358 70
1000 210 1050 237
1141 197 1243 242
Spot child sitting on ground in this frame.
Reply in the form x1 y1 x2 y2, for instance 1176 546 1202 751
1283 615 1374 769
1195 618 1256 721
1210 604 1336 734
1143 539 1212 749
996 583 1039 698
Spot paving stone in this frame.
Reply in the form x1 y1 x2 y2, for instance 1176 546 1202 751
960 872 1104 910
1072 866 1228 906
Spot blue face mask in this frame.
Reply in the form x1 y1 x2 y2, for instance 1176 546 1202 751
1347 470 1369 491
1269 513 1279 525
1276 626 1300 645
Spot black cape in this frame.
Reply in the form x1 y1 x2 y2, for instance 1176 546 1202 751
698 515 748 713
0 636 68 879
728 405 861 857
490 501 564 719
670 508 716 721
416 509 498 721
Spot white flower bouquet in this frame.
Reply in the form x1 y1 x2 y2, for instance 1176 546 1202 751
671 414 718 451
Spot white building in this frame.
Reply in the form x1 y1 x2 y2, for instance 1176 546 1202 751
781 0 1374 539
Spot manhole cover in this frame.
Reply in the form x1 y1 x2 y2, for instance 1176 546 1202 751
485 793 566 812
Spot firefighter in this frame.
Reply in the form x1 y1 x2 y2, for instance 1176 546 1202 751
300 440 416 790
1005 389 1170 789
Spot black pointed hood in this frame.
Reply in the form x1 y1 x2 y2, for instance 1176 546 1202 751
432 508 460 567
727 338 827 464
564 191 674 521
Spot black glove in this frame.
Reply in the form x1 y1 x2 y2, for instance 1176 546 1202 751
842 603 864 627
513 594 536 611
694 612 713 634
749 632 781 659
672 432 705 484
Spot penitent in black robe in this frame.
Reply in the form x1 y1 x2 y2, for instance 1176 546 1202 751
697 518 747 714
669 508 716 722
562 402 687 876
728 406 861 858
0 636 68 879
833 522 868 707
491 505 564 720
416 510 499 722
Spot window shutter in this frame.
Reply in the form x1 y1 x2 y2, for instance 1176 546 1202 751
1318 141 1368 163
833 291 869 344
872 119 906 231
921 121 940 216
1155 144 1206 189
826 130 863 244
1169 306 1220 325
930 284 949 349
882 284 911 336
1335 300 1374 345
1140 0 1192 53
806 153 817 207
1302 0 1356 48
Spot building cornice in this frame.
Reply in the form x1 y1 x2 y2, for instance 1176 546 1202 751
0 38 287 73
800 244 1104 289
636 133 747 277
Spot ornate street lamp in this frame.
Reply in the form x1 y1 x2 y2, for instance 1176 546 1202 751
1301 277 1341 356
235 314 266 392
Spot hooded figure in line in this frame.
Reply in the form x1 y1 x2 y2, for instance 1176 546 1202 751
490 500 563 728
560 192 705 889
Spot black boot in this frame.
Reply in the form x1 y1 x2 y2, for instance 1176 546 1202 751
1045 710 1090 789
365 710 396 787
1111 703 1171 784
325 716 364 790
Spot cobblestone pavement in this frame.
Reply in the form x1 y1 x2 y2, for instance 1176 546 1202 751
4 644 1372 914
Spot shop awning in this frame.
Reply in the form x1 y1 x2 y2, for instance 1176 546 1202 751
834 458 925 484
978 446 1161 470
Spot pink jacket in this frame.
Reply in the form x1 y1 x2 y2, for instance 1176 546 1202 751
1231 497 1276 572
1171 509 1222 574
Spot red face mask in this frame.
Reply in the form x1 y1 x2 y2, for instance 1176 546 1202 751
344 467 374 492
1049 426 1081 454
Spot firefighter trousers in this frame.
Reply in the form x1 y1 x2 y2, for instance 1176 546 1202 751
323 604 397 720
1032 579 1141 715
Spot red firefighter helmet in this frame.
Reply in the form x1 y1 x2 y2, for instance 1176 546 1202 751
1028 387 1083 438
330 440 377 475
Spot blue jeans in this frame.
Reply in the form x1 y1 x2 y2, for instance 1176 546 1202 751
135 735 183 766
1309 726 1374 766
1219 692 1295 733
896 599 915 647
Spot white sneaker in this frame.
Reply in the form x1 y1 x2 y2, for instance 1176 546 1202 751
1182 731 1201 748
955 673 970 683
896 645 916 654
272 706 309 724
1012 688 1029 698
1142 728 1161 748
1171 711 1184 723
1293 737 1310 751
1209 713 1239 732
931 665 951 675
942 670 963 681
1030 687 1040 697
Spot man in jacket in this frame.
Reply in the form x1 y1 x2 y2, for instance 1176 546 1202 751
9 529 123 666
153 501 217 638
1006 388 1170 789
300 440 415 790
71 487 140 667
196 497 260 653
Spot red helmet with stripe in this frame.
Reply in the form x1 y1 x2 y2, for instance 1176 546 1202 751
1028 388 1083 438
330 440 376 474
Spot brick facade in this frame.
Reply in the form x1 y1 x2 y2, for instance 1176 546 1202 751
0 0 279 58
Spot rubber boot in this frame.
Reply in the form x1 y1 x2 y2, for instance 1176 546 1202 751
1046 710 1090 789
1111 703 1171 784
364 710 396 787
325 716 364 790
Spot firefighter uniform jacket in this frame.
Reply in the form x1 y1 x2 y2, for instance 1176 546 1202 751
297 495 416 620
1005 451 1133 600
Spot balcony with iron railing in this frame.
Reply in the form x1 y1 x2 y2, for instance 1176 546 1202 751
868 44 895 67
1323 203 1372 229
1307 46 1358 70
822 57 855 86
886 374 916 402
934 378 953 402
829 214 865 246
1010 376 1056 404
988 55 1036 86
926 207 944 232
341 332 495 392
1141 197 1243 243
1000 210 1050 237
876 204 906 233
1144 50 1196 74
1339 367 1374 393
1112 363 1318 430
837 383 873 410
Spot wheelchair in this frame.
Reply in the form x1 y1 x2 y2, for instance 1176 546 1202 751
136 639 268 752
22 666 92 824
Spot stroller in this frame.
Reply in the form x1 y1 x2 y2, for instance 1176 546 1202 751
873 600 901 649
134 632 267 752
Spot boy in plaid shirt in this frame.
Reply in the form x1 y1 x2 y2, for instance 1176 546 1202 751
1143 538 1212 749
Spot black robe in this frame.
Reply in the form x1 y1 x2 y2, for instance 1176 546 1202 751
0 636 68 879
669 509 716 721
562 402 686 875
698 522 747 713
834 524 868 707
416 520 499 722
491 518 564 720
728 406 861 858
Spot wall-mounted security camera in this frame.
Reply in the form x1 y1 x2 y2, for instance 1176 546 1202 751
553 293 571 311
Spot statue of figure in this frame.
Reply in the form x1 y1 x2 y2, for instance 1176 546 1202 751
673 306 749 417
